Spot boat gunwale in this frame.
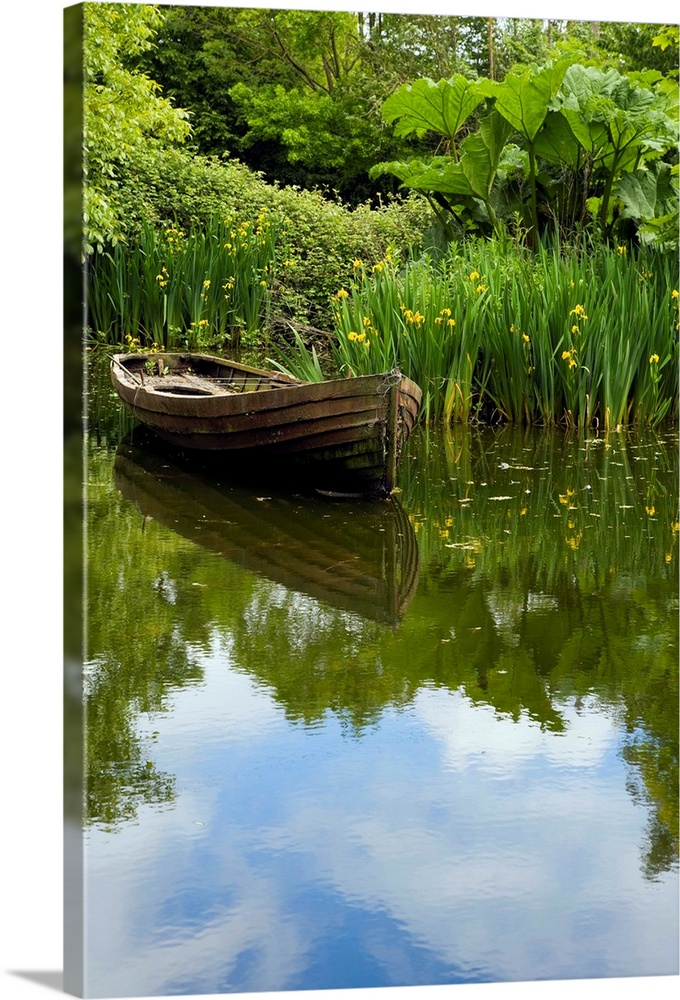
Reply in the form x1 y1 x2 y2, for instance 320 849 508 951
111 353 422 419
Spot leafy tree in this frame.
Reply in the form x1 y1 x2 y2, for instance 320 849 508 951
83 2 190 251
139 9 568 202
141 5 397 201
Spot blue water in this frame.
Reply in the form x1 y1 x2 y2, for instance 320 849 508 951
84 659 678 996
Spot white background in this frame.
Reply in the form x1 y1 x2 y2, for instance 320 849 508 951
2 1 677 998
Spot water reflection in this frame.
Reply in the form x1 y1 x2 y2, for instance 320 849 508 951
114 434 419 628
84 364 679 989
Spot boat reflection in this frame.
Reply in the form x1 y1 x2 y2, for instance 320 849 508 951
113 435 419 628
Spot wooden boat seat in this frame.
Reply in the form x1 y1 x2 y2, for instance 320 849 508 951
145 373 234 396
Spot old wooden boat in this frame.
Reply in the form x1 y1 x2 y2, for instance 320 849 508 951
110 352 422 496
114 436 420 627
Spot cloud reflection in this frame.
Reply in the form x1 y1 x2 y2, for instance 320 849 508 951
85 665 679 996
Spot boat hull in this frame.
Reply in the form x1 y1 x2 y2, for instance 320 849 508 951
110 353 422 496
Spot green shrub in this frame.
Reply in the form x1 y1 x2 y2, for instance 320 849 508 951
112 146 432 328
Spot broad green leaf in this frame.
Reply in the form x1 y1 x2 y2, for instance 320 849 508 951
373 157 475 198
459 111 515 201
557 65 677 161
533 111 583 168
638 212 679 250
480 60 569 143
369 159 433 184
381 75 486 141
616 162 679 222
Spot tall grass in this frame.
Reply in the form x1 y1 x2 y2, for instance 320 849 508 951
277 238 679 429
87 211 279 350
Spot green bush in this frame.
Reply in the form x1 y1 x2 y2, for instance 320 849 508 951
112 147 432 328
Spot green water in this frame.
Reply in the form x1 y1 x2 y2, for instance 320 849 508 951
80 355 678 996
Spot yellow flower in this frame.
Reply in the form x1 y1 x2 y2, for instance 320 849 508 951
569 304 588 319
650 354 660 364
372 261 385 273
335 288 349 299
447 318 456 327
476 284 487 294
203 279 211 289
510 324 516 333
440 308 452 317
616 245 626 255
353 259 364 269
672 289 679 300
645 505 655 516
522 333 530 344
434 316 443 324
347 331 360 341
665 552 672 563
468 271 480 280
571 325 580 334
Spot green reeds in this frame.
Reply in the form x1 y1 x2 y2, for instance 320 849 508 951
277 237 678 429
87 212 278 350
326 253 489 422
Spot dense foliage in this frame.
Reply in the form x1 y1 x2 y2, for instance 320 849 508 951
373 61 678 245
82 5 679 427
139 7 679 204
82 2 190 251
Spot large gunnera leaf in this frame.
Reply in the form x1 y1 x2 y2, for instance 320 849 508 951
616 162 678 222
381 75 485 141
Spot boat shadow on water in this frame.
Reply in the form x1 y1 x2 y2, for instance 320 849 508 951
113 432 420 628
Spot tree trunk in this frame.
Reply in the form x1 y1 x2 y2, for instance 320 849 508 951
487 18 496 81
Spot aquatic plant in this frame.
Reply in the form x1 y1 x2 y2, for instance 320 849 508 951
87 213 279 349
276 237 679 428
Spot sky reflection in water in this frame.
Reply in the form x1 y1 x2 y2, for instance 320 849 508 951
85 657 677 996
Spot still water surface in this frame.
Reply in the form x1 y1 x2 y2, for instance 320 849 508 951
83 357 679 996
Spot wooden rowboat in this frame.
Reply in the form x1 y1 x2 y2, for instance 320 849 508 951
110 352 422 496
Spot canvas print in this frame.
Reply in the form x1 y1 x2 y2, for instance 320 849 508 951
65 1 679 997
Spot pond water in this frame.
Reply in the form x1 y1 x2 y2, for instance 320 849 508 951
81 355 678 997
